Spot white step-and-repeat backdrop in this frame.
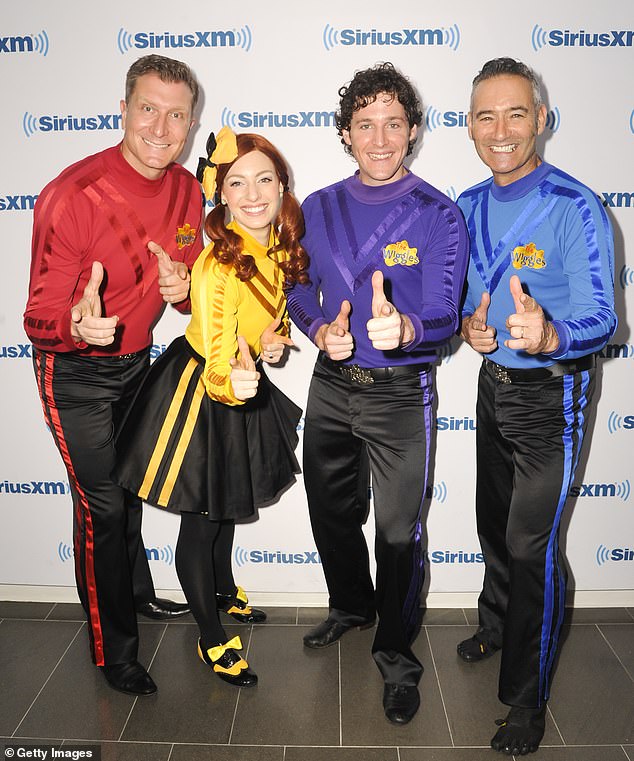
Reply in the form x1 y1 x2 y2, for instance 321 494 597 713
2 0 632 605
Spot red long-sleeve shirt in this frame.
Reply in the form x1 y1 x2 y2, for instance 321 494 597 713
24 144 204 356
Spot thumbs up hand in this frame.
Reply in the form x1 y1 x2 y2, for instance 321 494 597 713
70 261 119 345
316 300 354 360
229 336 260 400
460 291 497 354
148 240 190 304
505 275 559 354
366 270 414 350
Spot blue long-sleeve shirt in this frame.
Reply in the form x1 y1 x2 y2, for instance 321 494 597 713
287 171 469 368
458 162 616 369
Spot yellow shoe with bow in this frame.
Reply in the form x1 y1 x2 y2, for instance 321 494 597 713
217 586 267 624
197 636 258 687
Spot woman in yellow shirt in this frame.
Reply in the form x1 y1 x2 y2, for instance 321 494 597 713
115 128 309 687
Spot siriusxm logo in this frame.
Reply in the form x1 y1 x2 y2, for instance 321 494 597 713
57 542 174 564
630 109 634 135
596 544 634 566
221 106 335 130
150 343 168 359
602 192 634 208
425 107 468 131
425 549 484 564
436 415 476 431
570 480 631 501
532 25 634 50
607 411 634 434
117 26 252 54
145 544 175 565
0 30 49 56
234 546 321 567
322 23 460 51
1 480 70 495
597 343 634 359
0 343 34 358
426 106 559 133
0 194 38 212
23 112 121 138
619 265 634 289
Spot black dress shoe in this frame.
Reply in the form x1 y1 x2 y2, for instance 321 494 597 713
136 598 190 620
383 683 420 724
457 629 501 662
100 661 157 696
303 617 375 649
216 586 267 624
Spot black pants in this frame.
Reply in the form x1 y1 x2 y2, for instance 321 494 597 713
34 348 156 666
303 358 434 686
475 361 596 707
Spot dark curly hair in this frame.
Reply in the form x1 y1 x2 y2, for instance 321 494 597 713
335 62 423 156
202 133 309 287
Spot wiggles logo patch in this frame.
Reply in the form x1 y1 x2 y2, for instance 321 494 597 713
176 223 197 249
383 240 419 267
512 242 546 270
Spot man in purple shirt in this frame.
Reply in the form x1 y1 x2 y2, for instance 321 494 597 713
287 62 469 724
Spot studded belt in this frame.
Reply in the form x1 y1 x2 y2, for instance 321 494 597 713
319 353 431 386
483 354 596 384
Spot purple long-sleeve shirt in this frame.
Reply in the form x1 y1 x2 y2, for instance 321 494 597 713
287 171 469 368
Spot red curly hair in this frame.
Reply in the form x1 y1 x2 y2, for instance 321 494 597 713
203 133 309 286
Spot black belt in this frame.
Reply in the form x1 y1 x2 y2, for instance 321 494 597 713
319 353 431 386
483 354 596 384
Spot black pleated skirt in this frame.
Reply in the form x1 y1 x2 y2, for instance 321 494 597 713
114 336 301 520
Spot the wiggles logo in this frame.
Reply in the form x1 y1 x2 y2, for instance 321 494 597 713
532 25 634 50
383 240 419 267
0 31 49 56
221 106 335 130
117 26 252 54
512 242 546 270
322 23 460 51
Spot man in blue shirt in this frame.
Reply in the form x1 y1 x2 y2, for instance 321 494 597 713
457 57 616 755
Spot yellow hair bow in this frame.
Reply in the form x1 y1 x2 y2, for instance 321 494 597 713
196 126 238 203
207 635 243 663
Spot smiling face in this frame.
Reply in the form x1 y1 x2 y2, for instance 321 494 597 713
468 74 547 187
119 72 194 180
220 150 283 245
342 93 417 186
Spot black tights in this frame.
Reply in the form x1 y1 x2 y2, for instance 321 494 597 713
175 512 237 648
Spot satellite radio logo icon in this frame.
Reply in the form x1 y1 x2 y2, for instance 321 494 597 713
425 107 468 131
221 106 335 130
22 112 122 138
607 411 634 434
545 107 560 132
596 544 634 566
322 23 460 51
0 30 49 56
117 26 252 54
619 265 634 289
532 24 634 50
145 544 175 565
234 545 322 567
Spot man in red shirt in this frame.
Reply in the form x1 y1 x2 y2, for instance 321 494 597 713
24 55 204 696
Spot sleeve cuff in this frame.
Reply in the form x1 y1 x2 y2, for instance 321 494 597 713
544 320 571 360
308 318 328 345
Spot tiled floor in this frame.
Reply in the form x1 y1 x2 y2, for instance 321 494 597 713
1 601 633 760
